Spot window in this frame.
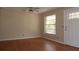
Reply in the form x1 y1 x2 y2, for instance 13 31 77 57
44 15 56 34
69 12 79 19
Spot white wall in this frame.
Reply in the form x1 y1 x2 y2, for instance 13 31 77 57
40 8 65 42
0 8 40 40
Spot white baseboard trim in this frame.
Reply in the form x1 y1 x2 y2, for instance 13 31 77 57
42 37 65 45
0 36 41 41
42 37 79 48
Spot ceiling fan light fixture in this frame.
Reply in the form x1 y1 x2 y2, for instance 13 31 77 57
24 7 39 13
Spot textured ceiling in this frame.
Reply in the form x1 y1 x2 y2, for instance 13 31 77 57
24 7 56 14
0 7 56 14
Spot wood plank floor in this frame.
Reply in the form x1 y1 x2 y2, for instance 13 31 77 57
0 37 79 51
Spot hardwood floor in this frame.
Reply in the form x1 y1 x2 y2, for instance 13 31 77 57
0 37 79 51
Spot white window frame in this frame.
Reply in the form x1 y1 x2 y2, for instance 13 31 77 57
44 15 56 35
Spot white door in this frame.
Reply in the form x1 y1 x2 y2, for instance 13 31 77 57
64 8 79 48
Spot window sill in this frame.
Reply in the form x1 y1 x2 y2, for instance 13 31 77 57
44 33 56 35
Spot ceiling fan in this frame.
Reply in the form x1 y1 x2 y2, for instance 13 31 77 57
24 7 40 13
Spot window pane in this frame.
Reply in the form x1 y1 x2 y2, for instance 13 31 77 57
75 14 79 18
46 15 56 24
46 19 56 24
46 15 56 21
69 12 79 19
69 13 75 16
44 15 56 34
76 12 79 15
46 25 56 30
